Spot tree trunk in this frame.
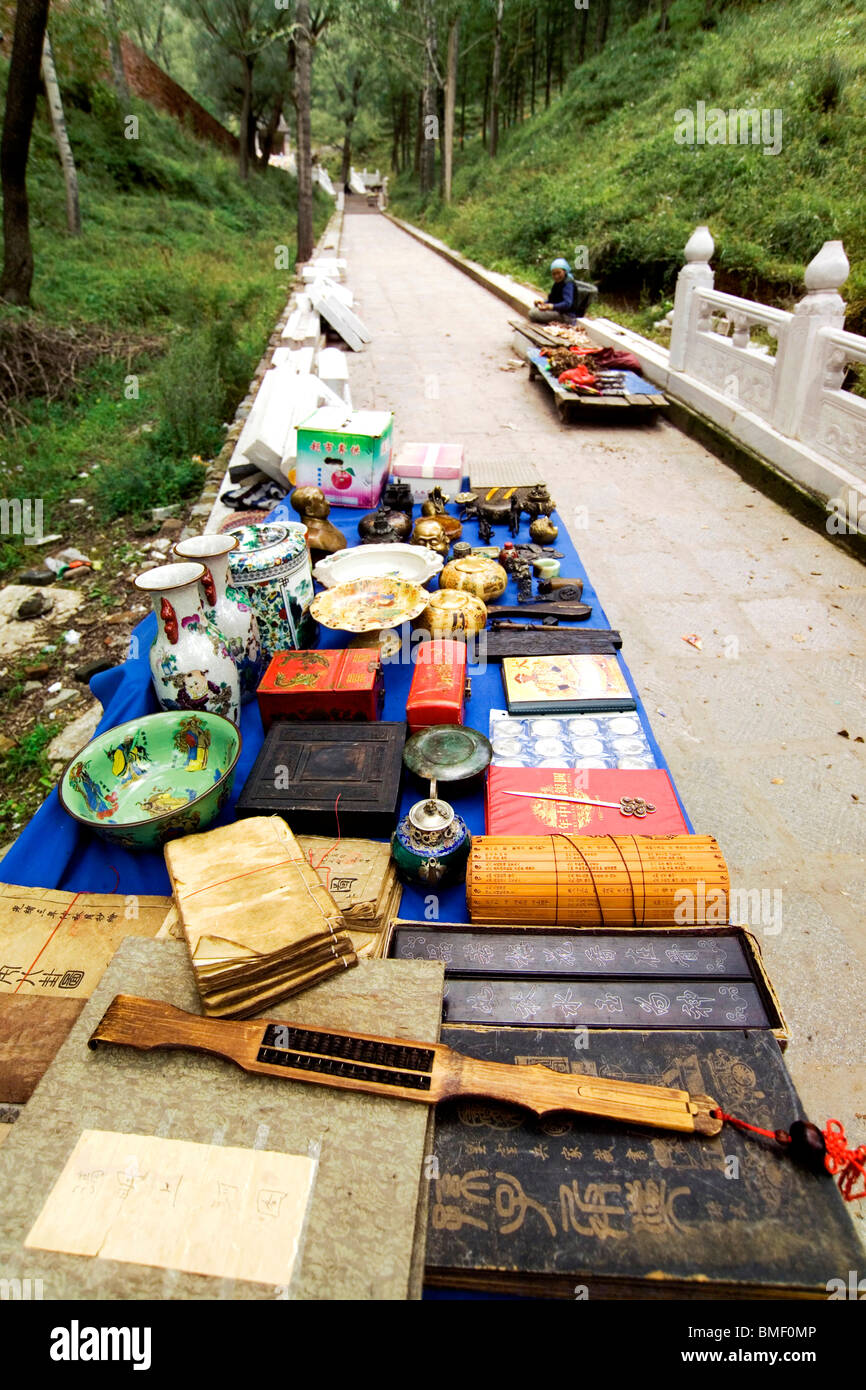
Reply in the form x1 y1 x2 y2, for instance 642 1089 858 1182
660 0 671 36
489 0 503 157
529 8 536 116
341 117 354 188
544 0 553 107
443 16 458 203
578 4 590 64
41 32 81 236
481 66 489 149
295 0 314 261
419 2 437 193
594 0 610 54
1 0 52 305
102 0 131 106
459 70 466 150
259 99 283 168
238 52 254 180
413 89 422 174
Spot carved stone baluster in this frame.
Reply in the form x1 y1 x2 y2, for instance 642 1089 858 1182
772 239 849 441
670 225 715 373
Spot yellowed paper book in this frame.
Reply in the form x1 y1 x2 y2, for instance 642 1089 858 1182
0 883 172 999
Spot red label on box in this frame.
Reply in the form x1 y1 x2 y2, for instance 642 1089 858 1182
485 767 687 835
257 649 384 728
406 639 467 733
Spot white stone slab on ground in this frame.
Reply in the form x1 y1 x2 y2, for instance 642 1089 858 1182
308 282 370 351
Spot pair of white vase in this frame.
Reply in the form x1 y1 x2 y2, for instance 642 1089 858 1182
134 534 264 726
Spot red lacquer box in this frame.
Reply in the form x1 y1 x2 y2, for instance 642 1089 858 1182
257 649 384 729
406 639 467 733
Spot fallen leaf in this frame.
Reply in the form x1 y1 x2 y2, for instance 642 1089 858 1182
682 633 703 651
771 777 784 784
792 633 805 642
838 729 850 738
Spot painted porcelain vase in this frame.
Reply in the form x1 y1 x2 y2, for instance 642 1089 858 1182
226 522 316 661
134 562 241 724
174 534 264 704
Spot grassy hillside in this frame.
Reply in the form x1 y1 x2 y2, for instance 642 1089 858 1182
392 0 866 338
0 73 329 576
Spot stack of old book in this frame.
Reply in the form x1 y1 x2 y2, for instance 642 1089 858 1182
163 816 357 1017
296 835 402 959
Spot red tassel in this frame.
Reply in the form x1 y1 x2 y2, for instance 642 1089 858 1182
823 1120 866 1202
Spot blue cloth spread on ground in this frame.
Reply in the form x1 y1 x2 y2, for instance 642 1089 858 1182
2 500 691 913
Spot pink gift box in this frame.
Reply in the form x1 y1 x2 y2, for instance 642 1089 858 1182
391 442 465 502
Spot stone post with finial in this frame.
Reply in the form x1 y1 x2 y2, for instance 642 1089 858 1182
669 226 715 373
772 240 849 440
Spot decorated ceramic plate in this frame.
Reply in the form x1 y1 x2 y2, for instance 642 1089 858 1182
58 710 241 851
403 724 493 784
312 543 443 589
309 577 428 633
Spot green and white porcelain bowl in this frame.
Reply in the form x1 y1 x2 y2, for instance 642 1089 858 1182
58 710 241 851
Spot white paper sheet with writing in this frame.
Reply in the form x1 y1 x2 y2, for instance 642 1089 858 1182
25 1130 317 1287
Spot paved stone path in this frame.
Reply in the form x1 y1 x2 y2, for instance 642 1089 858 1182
344 207 866 1238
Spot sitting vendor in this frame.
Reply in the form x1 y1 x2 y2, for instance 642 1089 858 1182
530 258 593 325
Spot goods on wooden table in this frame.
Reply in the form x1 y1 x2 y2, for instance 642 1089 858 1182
312 542 443 590
236 721 407 836
502 653 635 714
0 884 172 1104
309 576 428 633
414 589 487 639
58 711 240 851
439 555 508 602
89 994 722 1137
388 924 787 1039
295 408 393 509
391 442 465 504
406 638 468 733
226 521 315 660
173 533 264 705
256 648 384 729
485 768 687 836
163 815 356 1017
295 835 402 959
465 834 730 926
288 486 348 557
0 940 443 1300
357 507 412 544
425 1026 860 1297
133 562 241 722
489 708 654 768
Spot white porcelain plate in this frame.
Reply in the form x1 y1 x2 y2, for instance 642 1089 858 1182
312 542 443 589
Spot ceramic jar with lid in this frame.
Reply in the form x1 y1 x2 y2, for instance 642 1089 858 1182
439 554 508 603
173 533 264 704
133 562 241 723
226 522 316 661
414 589 487 639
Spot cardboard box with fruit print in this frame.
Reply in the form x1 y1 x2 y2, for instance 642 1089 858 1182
295 408 394 509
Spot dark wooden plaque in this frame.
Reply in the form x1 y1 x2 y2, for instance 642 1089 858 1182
236 721 407 836
482 628 623 661
390 926 786 1038
426 1027 862 1298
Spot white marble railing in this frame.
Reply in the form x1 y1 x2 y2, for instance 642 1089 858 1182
651 226 866 496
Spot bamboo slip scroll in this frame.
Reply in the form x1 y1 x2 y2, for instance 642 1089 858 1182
466 834 730 926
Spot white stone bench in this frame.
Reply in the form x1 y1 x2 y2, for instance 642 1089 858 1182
316 346 352 409
309 281 370 352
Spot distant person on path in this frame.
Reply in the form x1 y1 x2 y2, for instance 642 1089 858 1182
529 258 595 325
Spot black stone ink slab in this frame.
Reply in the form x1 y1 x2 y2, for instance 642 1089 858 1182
426 1028 863 1298
236 721 407 836
390 926 786 1039
482 628 622 661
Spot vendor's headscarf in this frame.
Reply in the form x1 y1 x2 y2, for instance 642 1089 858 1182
550 257 573 277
